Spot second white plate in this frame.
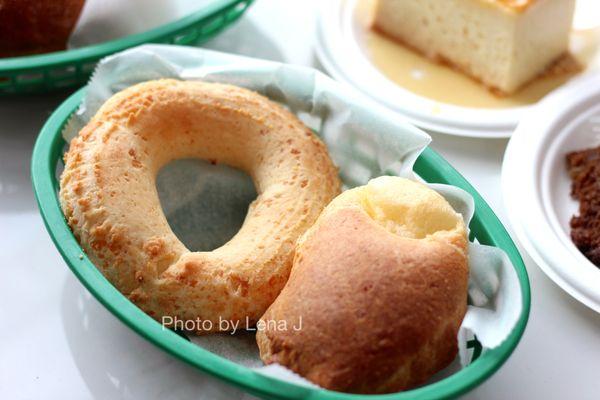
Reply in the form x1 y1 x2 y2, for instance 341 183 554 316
502 73 600 313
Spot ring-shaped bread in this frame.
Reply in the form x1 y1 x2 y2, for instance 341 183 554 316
60 79 341 332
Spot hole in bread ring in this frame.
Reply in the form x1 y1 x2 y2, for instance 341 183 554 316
59 79 341 333
156 158 257 252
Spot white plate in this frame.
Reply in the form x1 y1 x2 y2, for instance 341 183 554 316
502 73 600 313
315 0 600 138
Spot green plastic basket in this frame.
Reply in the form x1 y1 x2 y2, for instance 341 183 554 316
0 0 252 95
31 88 531 400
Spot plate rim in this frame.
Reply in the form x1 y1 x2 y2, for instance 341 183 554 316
502 73 600 313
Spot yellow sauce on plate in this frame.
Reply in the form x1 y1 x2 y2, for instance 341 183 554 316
356 0 599 109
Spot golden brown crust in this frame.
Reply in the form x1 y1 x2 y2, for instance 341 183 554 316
488 0 535 13
256 178 468 393
60 79 341 333
0 0 85 58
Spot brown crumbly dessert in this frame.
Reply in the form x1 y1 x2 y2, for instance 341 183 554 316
567 145 600 267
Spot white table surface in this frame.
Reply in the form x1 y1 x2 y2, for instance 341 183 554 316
1 1 599 399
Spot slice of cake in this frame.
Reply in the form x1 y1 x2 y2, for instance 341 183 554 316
373 0 576 94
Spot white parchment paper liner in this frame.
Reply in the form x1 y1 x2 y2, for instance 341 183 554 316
62 44 523 390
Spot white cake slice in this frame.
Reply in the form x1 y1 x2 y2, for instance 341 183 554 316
373 0 576 94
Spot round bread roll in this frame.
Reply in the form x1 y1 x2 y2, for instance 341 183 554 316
0 0 85 58
256 176 469 393
60 79 341 333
